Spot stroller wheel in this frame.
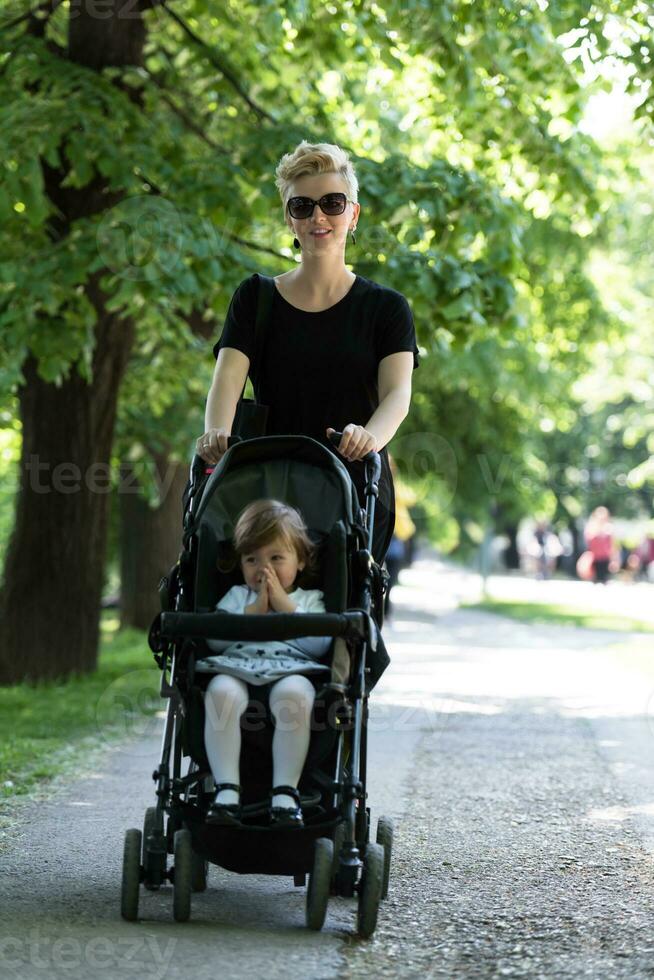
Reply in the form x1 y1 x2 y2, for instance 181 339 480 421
375 816 394 900
120 828 142 921
306 838 333 931
191 849 209 892
357 842 383 939
172 830 193 922
142 806 168 891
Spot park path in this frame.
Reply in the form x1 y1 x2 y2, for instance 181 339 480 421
343 557 654 978
1 553 654 978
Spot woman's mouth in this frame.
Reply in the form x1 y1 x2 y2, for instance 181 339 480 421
311 230 331 237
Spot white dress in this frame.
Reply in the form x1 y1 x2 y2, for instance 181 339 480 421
194 585 332 686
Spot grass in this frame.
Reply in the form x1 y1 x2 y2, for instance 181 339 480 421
0 425 20 583
0 613 160 805
462 597 654 634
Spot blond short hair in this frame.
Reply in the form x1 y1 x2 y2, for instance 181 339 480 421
274 140 359 217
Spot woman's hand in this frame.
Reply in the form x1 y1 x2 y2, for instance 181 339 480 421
196 427 230 465
263 567 298 613
326 424 377 462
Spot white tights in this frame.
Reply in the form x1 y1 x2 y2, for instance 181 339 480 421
203 673 316 809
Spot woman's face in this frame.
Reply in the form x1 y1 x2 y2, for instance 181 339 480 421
285 173 360 254
240 535 304 593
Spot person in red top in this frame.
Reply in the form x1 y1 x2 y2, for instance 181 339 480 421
584 506 616 585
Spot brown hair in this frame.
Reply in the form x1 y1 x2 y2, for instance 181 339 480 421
218 498 319 585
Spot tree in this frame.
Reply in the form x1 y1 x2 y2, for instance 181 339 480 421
0 0 615 681
0 7 147 682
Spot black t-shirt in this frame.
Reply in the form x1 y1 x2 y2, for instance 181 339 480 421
213 273 419 553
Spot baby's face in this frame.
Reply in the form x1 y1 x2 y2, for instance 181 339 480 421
240 535 304 593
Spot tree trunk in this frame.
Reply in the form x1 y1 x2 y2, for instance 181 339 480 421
68 3 147 70
501 522 521 570
119 454 188 630
0 5 147 684
0 298 135 683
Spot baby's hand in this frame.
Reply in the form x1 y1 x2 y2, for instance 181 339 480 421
263 567 297 613
245 579 269 615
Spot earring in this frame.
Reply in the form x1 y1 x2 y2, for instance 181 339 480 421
293 237 300 249
350 228 357 245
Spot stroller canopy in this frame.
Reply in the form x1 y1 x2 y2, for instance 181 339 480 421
192 435 363 542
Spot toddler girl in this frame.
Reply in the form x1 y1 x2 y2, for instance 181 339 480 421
196 498 331 828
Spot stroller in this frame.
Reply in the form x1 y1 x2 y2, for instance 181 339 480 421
120 432 393 938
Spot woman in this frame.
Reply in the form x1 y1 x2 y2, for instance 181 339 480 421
196 141 419 563
584 505 617 585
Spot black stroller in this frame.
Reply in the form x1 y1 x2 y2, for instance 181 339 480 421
120 432 393 938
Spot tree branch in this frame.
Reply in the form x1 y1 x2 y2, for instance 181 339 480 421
227 233 290 261
179 306 217 340
143 65 229 153
1 0 62 34
159 0 276 124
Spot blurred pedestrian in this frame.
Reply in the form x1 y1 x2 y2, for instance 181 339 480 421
637 520 654 582
388 454 417 567
584 506 618 585
528 519 562 580
383 534 405 618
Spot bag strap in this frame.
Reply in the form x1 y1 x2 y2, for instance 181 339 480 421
238 272 275 399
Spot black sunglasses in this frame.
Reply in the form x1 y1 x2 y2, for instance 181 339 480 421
287 192 351 219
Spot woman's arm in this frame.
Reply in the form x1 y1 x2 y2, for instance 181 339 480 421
328 352 414 461
198 347 250 463
204 347 250 431
367 352 413 447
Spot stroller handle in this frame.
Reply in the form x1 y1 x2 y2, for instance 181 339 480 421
160 609 369 643
327 430 381 483
191 436 242 482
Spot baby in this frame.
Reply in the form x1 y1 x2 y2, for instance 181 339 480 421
197 498 331 829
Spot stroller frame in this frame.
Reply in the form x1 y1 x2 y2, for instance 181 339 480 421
121 433 393 936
